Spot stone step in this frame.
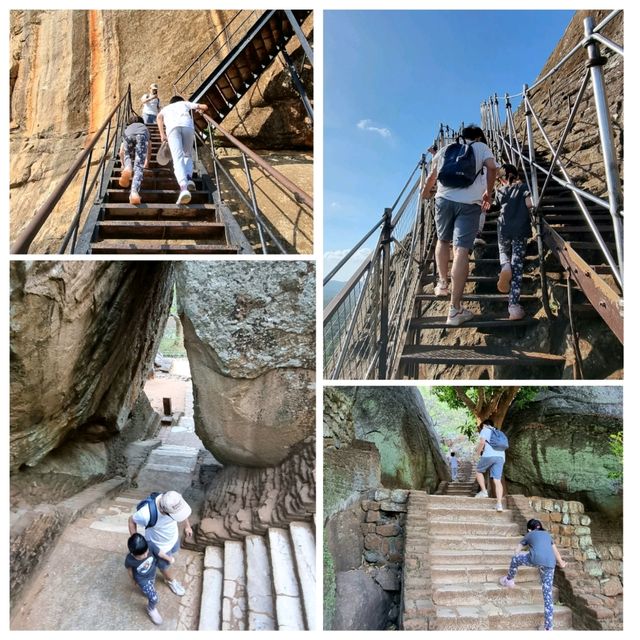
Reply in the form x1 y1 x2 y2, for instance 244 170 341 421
427 508 514 523
432 582 558 607
268 528 306 630
428 535 523 551
222 540 247 630
199 547 224 630
246 535 277 630
428 496 506 509
429 549 520 566
431 603 573 630
431 565 541 584
289 522 316 630
428 521 520 537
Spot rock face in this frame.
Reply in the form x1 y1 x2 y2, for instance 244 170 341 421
323 387 448 630
504 386 622 519
175 261 315 467
10 9 313 251
10 261 174 473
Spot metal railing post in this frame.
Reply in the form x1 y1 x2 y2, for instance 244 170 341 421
378 208 392 379
284 10 314 66
241 152 267 253
583 16 624 282
504 93 515 164
524 86 539 206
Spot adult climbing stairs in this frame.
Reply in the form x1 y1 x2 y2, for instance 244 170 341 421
177 10 312 122
198 523 315 631
76 124 242 254
402 490 574 630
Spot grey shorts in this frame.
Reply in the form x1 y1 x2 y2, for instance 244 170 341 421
147 538 180 571
435 197 482 249
476 456 505 480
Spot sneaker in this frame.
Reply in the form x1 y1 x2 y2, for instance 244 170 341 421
473 237 486 247
499 576 515 588
118 166 132 188
475 490 489 498
446 305 474 326
496 502 504 512
176 190 191 205
508 304 526 321
147 607 163 625
167 579 186 596
434 280 450 297
497 265 512 293
129 191 141 205
187 179 196 191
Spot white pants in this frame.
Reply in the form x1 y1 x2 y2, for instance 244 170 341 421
167 126 195 189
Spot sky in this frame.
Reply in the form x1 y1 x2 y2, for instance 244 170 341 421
323 9 575 280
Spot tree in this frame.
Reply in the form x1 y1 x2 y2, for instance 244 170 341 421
432 386 542 434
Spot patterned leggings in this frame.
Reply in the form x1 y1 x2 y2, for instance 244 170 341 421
507 552 555 630
122 133 149 194
498 236 527 306
137 579 159 611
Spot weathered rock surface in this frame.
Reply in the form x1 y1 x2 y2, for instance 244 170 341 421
341 387 449 491
505 386 622 519
10 261 174 472
10 10 313 251
333 569 392 630
175 261 315 467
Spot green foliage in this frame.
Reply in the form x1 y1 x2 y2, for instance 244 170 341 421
607 431 623 480
512 387 540 409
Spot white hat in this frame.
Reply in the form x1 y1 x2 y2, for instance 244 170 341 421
150 83 159 90
156 140 172 166
160 491 191 522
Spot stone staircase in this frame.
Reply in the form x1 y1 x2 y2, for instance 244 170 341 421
199 522 315 630
402 489 573 630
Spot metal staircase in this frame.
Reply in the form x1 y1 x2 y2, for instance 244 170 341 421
323 10 623 380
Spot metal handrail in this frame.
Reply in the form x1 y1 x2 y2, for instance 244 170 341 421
11 86 134 254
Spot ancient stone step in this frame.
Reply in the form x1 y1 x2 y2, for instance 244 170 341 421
245 535 276 630
289 522 316 630
431 603 573 630
428 521 520 537
432 582 557 607
429 549 519 566
428 535 523 552
427 508 515 523
268 528 306 630
428 496 501 508
199 546 224 630
430 565 540 585
222 540 247 630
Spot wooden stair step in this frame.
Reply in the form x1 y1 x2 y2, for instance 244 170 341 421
96 220 227 241
400 345 565 367
105 189 209 204
416 293 539 303
101 203 217 219
90 241 238 254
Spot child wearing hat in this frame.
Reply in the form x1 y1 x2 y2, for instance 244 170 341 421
141 83 161 124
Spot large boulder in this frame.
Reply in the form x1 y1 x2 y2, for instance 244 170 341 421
10 261 173 472
175 261 315 467
505 387 622 519
333 569 392 630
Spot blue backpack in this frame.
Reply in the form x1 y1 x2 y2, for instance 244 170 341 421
136 492 162 528
487 427 509 451
438 138 481 188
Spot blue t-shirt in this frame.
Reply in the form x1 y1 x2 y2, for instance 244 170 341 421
479 426 506 460
521 530 556 568
125 552 157 585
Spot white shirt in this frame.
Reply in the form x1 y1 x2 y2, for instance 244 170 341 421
132 498 179 552
141 94 160 116
158 101 199 135
433 139 495 205
479 426 506 460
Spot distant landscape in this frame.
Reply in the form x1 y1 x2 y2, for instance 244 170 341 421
323 280 345 307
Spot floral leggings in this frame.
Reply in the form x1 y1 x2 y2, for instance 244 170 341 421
137 579 159 611
507 552 555 630
122 133 149 194
498 236 527 306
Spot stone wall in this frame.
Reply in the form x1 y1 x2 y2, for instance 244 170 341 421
508 494 622 630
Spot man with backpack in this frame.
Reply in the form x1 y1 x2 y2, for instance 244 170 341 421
474 419 508 512
421 125 497 325
128 491 193 596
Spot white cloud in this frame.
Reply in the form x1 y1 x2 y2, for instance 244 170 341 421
357 118 391 139
324 247 373 282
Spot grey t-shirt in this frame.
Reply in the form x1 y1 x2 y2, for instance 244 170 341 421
124 122 149 138
125 552 157 585
521 530 556 568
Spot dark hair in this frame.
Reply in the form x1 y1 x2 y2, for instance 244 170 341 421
527 518 545 531
128 115 144 126
462 124 486 142
501 163 519 185
170 95 185 104
483 418 495 427
128 533 148 555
